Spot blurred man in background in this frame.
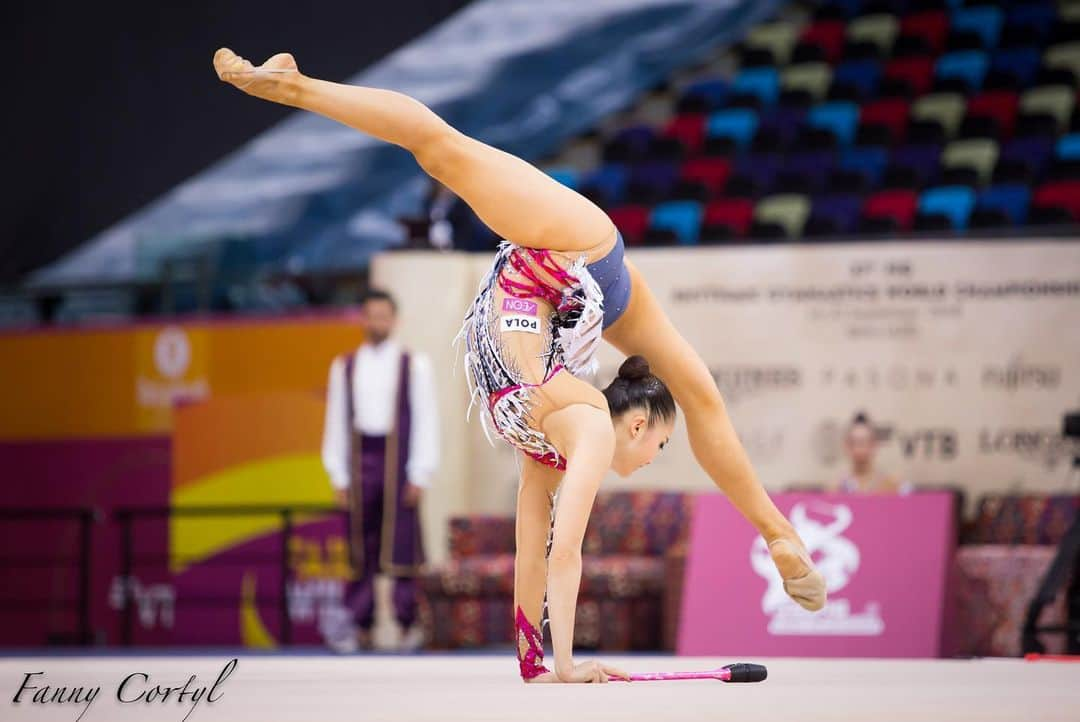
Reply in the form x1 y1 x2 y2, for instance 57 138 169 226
322 289 440 652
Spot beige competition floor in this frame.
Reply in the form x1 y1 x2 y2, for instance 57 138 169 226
2 654 1079 722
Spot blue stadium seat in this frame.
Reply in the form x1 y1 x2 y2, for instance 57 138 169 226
1056 133 1080 161
808 102 860 146
682 78 728 109
840 146 889 185
732 67 780 105
1005 4 1056 39
935 51 989 91
977 184 1031 224
706 108 759 148
919 186 977 229
581 164 627 205
833 60 881 97
546 168 579 189
650 201 704 245
950 6 1004 50
990 47 1042 87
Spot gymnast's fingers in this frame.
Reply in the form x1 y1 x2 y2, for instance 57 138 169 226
603 664 631 681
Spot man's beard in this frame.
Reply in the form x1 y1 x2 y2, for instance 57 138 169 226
367 331 390 344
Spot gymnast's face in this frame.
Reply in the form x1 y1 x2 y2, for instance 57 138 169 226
610 409 674 477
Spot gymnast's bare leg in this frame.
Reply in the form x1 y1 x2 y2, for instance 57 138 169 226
213 49 823 610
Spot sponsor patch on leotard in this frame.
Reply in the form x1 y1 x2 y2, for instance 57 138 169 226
502 298 538 316
500 315 540 334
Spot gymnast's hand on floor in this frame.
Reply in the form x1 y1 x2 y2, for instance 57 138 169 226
554 660 631 684
213 47 303 105
768 537 827 612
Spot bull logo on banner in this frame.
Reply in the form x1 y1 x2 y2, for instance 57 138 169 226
750 502 884 636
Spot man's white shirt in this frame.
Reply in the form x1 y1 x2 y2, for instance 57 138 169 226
321 338 439 491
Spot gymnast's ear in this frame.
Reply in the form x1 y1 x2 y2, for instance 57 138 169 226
629 412 649 438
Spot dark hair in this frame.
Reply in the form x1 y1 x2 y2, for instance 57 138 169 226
847 411 877 437
361 288 397 312
601 355 676 425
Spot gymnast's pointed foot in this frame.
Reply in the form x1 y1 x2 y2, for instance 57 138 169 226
213 47 303 105
768 537 827 612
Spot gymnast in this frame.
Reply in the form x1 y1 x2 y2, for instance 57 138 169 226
213 49 826 684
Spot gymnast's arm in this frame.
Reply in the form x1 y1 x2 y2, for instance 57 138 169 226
542 405 629 683
212 48 615 255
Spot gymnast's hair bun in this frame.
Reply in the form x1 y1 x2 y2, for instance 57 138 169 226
617 355 651 381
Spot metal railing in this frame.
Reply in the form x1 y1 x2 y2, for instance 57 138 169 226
0 507 97 645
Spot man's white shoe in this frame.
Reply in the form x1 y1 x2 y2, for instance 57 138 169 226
326 632 359 655
398 625 426 652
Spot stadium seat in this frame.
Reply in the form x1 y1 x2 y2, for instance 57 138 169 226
628 162 678 202
950 6 1003 49
664 114 707 153
1020 85 1076 131
912 93 967 136
1056 132 1080 160
942 138 999 184
581 164 628 205
884 57 936 95
800 20 847 63
706 108 759 148
1032 179 1080 220
833 59 882 98
919 185 977 229
863 189 919 230
732 68 780 105
545 168 579 189
680 78 728 110
680 157 731 195
808 193 864 233
841 146 889 185
735 153 784 194
965 90 1019 138
935 50 989 91
1000 136 1056 178
650 201 704 245
808 102 861 145
703 199 755 236
1005 3 1056 41
859 97 911 141
847 13 900 55
759 106 807 145
1044 41 1080 79
977 184 1031 224
784 151 837 191
900 10 949 54
782 63 833 102
607 205 651 245
746 22 801 64
891 142 945 185
989 47 1043 87
754 193 811 238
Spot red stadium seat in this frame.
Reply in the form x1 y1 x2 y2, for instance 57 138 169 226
680 157 732 195
1032 180 1080 220
664 113 707 153
966 91 1019 139
703 198 755 236
800 20 847 64
900 10 949 54
884 57 935 96
859 98 912 143
607 205 652 245
863 189 919 230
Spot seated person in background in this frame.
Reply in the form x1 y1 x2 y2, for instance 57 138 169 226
834 412 912 495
